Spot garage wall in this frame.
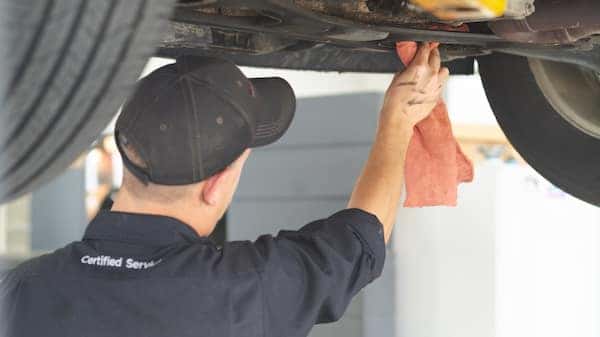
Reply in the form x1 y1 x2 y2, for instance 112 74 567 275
227 93 396 337
394 163 600 337
394 164 497 337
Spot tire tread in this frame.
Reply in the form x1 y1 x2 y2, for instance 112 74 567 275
0 0 175 202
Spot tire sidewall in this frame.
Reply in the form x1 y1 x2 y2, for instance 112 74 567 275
478 53 600 206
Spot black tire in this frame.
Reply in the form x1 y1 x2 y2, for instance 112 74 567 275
0 0 174 203
478 53 600 206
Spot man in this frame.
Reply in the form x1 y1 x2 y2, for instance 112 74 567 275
1 42 447 337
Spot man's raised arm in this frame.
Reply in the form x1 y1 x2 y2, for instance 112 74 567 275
348 42 449 243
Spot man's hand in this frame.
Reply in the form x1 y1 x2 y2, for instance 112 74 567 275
380 42 449 129
348 42 449 243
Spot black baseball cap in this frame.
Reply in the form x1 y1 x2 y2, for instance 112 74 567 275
115 56 296 185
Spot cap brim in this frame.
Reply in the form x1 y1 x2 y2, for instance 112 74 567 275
249 77 296 147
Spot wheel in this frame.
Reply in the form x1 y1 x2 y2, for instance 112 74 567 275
478 53 600 206
0 0 174 203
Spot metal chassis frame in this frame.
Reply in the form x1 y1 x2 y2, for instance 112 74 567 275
166 0 600 72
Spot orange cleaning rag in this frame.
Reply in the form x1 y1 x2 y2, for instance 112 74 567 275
396 41 474 207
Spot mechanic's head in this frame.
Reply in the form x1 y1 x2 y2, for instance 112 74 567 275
112 56 295 235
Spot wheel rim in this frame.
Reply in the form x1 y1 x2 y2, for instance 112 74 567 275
529 59 600 139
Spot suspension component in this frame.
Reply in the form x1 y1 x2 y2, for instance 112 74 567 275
490 0 600 44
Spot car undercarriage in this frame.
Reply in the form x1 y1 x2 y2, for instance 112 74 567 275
159 0 600 73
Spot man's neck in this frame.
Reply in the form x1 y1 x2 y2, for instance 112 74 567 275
110 190 217 237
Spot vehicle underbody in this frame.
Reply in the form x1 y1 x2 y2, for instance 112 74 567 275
159 0 600 73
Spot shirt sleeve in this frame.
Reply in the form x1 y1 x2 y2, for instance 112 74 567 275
251 208 386 337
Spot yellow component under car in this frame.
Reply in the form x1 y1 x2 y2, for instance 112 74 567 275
410 0 507 20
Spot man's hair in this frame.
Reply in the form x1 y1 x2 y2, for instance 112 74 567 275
119 135 197 203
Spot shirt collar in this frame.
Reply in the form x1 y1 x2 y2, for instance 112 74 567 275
83 210 205 246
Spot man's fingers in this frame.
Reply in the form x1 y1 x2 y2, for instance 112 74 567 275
390 72 408 87
412 42 431 66
429 47 441 73
439 66 450 85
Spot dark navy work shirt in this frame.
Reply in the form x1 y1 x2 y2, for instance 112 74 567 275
1 208 385 337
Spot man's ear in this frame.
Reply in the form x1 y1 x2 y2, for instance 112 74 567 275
201 171 226 206
229 149 251 171
201 149 251 206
